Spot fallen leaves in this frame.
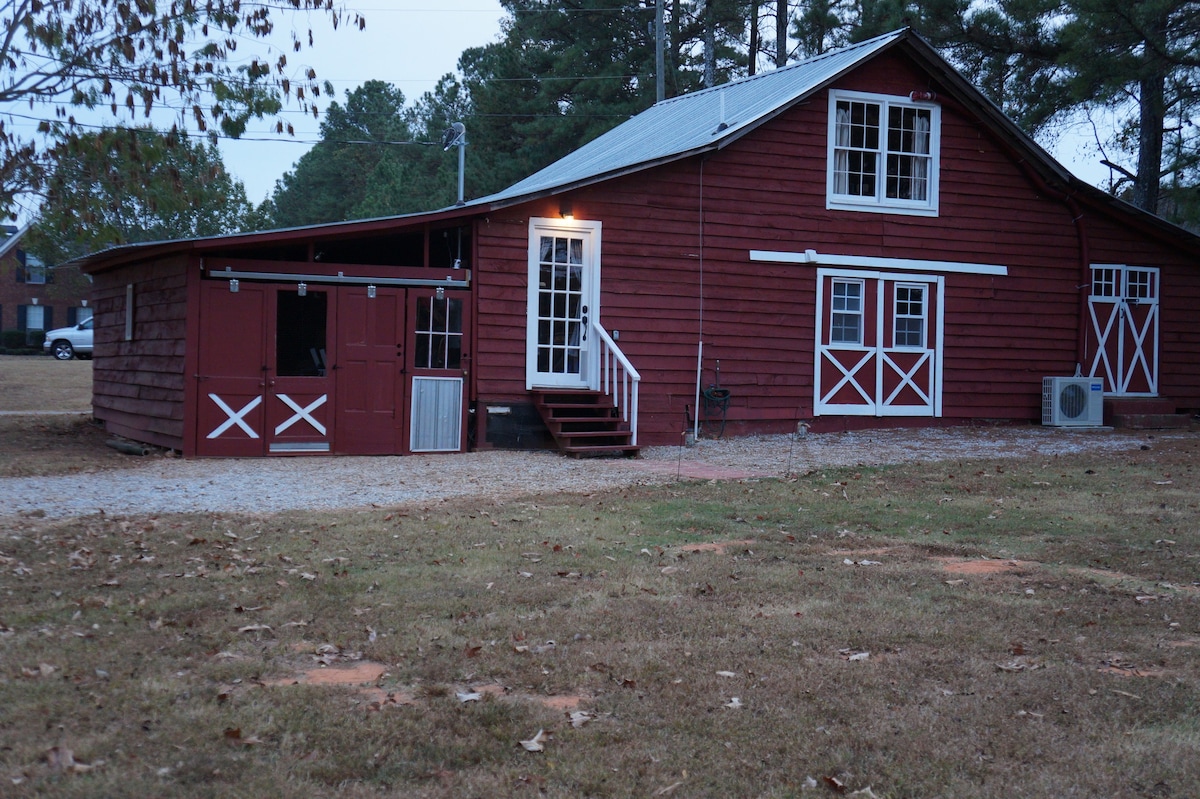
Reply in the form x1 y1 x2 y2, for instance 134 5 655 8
43 746 102 774
519 728 550 752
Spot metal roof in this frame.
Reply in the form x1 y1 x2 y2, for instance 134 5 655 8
475 29 907 206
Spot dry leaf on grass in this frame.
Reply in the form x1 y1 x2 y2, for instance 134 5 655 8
724 697 743 708
223 727 264 746
519 729 550 752
457 690 483 703
716 670 737 678
567 710 594 728
653 781 684 795
822 774 847 792
43 746 101 774
237 624 272 634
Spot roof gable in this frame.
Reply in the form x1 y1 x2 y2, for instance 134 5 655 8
0 225 26 261
478 30 907 205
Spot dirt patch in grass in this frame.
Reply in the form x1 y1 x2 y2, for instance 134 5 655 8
937 557 1038 574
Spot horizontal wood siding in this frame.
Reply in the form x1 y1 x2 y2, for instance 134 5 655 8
91 256 189 450
474 47 1178 442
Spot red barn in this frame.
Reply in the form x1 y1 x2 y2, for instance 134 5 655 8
75 29 1200 457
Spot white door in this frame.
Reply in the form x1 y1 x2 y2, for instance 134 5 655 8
1086 265 1159 396
527 218 601 389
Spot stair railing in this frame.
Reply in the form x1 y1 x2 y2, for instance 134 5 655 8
591 321 641 445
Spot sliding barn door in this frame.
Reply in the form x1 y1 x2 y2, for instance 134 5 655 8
815 269 943 417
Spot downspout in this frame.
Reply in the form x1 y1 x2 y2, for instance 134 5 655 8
693 158 706 442
920 91 1092 372
921 88 1094 369
1011 157 1092 373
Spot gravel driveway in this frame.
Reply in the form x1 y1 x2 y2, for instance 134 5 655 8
2 426 1186 521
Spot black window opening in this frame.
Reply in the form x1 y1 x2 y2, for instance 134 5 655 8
277 291 328 376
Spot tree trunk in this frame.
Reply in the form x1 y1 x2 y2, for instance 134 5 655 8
1132 70 1165 214
776 0 788 67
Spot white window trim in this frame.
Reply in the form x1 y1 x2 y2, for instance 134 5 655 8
826 89 940 217
749 249 1007 277
892 282 927 349
829 278 865 346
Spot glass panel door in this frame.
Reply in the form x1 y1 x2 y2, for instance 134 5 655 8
527 219 600 389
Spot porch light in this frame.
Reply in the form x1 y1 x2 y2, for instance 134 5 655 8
367 284 377 299
297 282 307 297
229 279 239 293
559 200 573 219
436 286 445 299
31 297 38 305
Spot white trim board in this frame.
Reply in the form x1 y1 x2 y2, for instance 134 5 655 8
750 249 1008 277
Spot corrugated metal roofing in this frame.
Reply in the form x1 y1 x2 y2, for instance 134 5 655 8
476 29 907 205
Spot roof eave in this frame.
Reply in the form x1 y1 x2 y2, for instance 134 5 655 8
73 204 482 275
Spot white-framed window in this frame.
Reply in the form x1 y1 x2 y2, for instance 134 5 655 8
828 90 939 215
1126 268 1153 300
24 254 48 284
893 284 926 347
1092 267 1119 297
830 279 864 344
25 305 45 330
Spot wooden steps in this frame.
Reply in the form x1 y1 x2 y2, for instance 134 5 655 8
531 390 639 458
1104 397 1193 430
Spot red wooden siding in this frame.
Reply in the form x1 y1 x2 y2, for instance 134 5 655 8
470 47 1200 444
91 255 190 450
79 43 1200 455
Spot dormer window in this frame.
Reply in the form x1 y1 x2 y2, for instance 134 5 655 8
827 90 939 216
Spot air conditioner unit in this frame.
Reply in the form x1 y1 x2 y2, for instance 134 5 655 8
1042 376 1104 426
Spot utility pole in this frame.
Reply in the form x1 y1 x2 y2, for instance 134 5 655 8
656 0 665 102
776 0 788 67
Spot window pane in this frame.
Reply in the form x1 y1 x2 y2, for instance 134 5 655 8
1126 270 1152 299
894 286 925 347
831 281 863 344
1092 268 1118 297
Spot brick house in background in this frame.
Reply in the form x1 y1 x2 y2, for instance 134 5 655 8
1 225 93 345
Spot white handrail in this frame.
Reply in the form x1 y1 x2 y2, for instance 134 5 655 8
591 321 641 446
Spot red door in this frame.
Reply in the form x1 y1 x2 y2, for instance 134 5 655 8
334 287 407 454
406 290 470 452
196 281 268 456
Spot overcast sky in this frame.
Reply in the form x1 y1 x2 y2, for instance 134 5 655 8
219 1 506 204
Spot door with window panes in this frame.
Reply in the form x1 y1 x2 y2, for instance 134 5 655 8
407 290 469 452
527 219 600 390
815 270 942 417
1086 265 1159 396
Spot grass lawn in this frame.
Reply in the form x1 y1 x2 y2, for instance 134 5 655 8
1 431 1197 797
